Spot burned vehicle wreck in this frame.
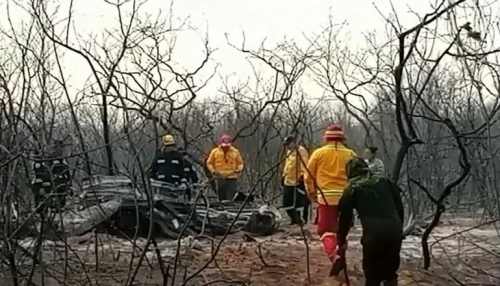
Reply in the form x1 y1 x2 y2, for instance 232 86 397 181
74 175 281 239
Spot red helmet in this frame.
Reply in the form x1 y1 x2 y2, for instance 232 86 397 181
323 125 344 141
219 134 232 146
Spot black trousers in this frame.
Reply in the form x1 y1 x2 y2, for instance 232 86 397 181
216 178 237 201
282 185 309 224
302 198 310 223
362 233 401 286
32 185 67 213
184 188 192 201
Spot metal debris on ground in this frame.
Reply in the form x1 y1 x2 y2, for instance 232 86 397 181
58 175 282 239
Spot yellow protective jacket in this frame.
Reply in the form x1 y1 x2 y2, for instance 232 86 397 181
282 146 309 186
206 146 244 179
304 142 356 205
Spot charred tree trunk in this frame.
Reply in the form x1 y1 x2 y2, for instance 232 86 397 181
421 119 471 269
101 93 114 175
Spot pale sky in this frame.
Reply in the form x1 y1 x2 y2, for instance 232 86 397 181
1 0 493 106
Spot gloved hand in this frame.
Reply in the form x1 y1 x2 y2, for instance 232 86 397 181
330 248 347 277
178 183 187 190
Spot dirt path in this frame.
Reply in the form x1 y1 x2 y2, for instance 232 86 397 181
2 222 497 285
184 226 438 286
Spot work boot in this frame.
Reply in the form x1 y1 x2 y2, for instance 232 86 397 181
287 210 302 225
382 278 398 286
329 256 346 277
289 218 304 226
330 256 348 284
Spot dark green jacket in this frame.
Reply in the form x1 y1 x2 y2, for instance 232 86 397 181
337 157 404 246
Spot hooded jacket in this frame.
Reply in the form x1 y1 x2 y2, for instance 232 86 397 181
337 157 404 246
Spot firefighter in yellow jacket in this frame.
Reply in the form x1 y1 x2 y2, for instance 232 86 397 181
206 134 244 201
281 135 309 225
304 125 356 262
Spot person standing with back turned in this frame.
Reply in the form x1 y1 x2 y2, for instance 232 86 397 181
304 125 356 264
206 134 244 201
337 157 404 286
148 134 188 191
281 135 309 225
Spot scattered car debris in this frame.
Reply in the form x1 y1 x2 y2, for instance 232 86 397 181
49 175 283 239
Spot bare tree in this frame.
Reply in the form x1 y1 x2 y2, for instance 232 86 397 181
1 0 500 285
301 0 500 271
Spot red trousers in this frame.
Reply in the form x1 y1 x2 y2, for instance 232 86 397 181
317 204 341 260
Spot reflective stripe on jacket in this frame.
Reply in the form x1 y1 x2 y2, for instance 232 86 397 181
31 158 70 186
282 145 309 186
149 150 187 184
320 189 345 205
304 143 356 205
206 146 244 179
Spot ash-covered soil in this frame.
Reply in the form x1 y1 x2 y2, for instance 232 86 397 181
1 217 499 285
